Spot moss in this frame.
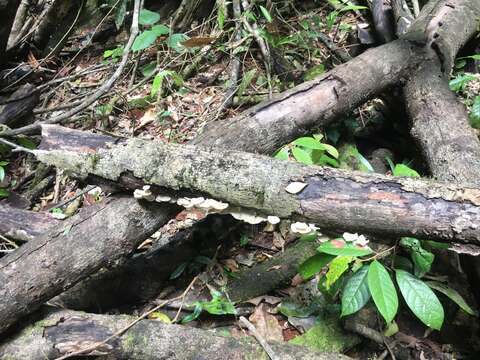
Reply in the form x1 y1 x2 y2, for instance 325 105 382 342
289 317 360 353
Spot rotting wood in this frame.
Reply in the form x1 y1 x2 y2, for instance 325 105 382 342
0 307 350 360
37 125 480 245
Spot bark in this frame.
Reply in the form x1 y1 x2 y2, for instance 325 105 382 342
0 307 350 360
0 83 39 127
0 196 179 334
0 205 58 241
37 125 480 245
0 0 21 65
192 39 426 154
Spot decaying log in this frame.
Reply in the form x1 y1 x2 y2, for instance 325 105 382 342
0 307 350 360
0 0 21 65
0 205 58 241
0 83 39 127
38 125 480 245
0 196 179 334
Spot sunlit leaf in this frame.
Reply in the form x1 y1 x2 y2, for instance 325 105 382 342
292 147 313 165
326 256 354 289
318 239 373 257
132 30 158 51
396 270 444 330
259 5 272 22
139 9 160 25
368 261 398 323
298 253 335 279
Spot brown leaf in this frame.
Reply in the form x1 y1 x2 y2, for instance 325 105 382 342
181 37 216 48
248 304 283 342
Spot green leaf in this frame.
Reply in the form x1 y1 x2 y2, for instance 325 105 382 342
16 137 36 149
132 30 158 51
293 137 324 150
449 73 476 92
392 164 420 178
274 147 289 160
139 9 160 25
470 96 480 128
426 281 477 316
151 24 170 36
368 261 398 323
169 261 188 279
326 256 354 289
339 4 368 12
392 255 413 272
0 166 4 182
141 62 156 77
259 5 272 22
0 161 8 166
167 33 189 52
321 143 339 159
399 238 434 277
318 239 373 257
341 265 371 316
299 253 335 279
396 270 444 330
0 188 8 197
292 147 313 165
181 302 203 323
217 1 225 30
114 0 127 29
303 64 325 81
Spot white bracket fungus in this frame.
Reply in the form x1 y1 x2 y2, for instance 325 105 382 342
285 181 307 194
133 185 155 201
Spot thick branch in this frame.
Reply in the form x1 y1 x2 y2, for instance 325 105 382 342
0 205 58 241
37 125 480 245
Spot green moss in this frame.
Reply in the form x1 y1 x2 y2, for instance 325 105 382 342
289 317 360 353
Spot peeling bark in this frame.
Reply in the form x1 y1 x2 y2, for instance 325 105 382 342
37 125 480 245
0 307 350 360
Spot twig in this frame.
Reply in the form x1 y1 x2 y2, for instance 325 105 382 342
239 316 280 360
0 0 141 137
54 275 198 360
0 138 35 154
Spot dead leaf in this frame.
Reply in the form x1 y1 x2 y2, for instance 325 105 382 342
291 274 304 287
248 304 283 342
181 37 216 48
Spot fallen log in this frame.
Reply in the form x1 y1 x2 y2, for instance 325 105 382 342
37 125 480 245
0 84 39 127
0 196 179 334
0 307 350 360
0 204 58 241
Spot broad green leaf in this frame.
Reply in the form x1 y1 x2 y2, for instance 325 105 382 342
399 238 434 277
0 188 8 197
326 256 354 289
368 261 398 323
318 239 373 257
274 147 289 160
392 164 420 178
139 9 160 25
167 33 189 52
449 73 476 92
396 270 444 330
259 5 272 22
426 281 477 316
299 253 335 279
341 265 371 316
321 143 339 159
292 147 313 165
132 30 158 51
114 0 127 29
0 166 4 182
141 62 156 77
151 24 170 36
181 302 203 323
293 137 324 150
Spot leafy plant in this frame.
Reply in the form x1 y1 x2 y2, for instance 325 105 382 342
182 288 236 323
103 46 124 63
386 157 420 177
132 9 188 53
275 134 339 167
297 233 476 331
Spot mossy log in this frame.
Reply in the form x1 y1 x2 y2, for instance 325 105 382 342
0 307 351 360
37 125 480 245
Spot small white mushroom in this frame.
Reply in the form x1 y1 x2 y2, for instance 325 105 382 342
267 216 281 225
343 232 358 242
208 199 229 211
285 181 307 194
290 222 312 234
87 186 102 196
177 197 195 208
190 197 205 206
353 235 369 247
230 211 266 224
155 195 172 202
